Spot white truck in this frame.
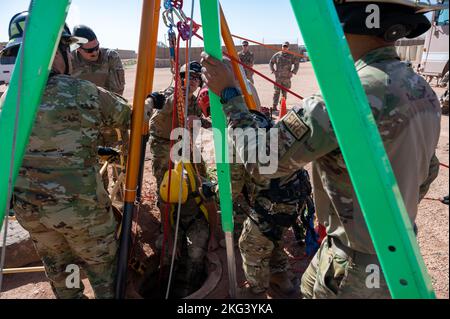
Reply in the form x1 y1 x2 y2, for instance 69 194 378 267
0 47 17 85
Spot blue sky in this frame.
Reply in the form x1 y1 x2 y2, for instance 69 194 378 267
0 0 304 50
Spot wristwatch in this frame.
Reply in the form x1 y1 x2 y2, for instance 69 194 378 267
220 87 241 104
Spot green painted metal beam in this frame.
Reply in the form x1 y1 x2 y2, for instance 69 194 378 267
0 0 71 230
199 0 237 298
199 0 233 233
290 0 435 298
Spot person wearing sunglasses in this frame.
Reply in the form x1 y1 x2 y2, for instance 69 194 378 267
71 25 127 190
238 40 255 84
7 13 132 298
71 25 125 96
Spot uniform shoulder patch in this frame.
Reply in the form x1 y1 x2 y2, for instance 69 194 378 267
282 111 310 141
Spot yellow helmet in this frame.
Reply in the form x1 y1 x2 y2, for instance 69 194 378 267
160 162 189 204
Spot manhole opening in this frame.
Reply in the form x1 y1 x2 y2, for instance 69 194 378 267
138 241 209 299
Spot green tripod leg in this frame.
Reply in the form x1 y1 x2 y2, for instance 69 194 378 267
199 0 237 299
290 0 435 299
0 0 71 229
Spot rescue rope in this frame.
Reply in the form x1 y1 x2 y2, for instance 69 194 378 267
230 33 307 60
160 0 197 299
159 32 181 284
193 33 305 101
195 23 308 60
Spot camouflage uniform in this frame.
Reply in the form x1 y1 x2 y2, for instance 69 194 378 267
147 87 209 296
269 51 299 107
72 48 127 153
238 50 255 84
12 74 132 299
209 152 309 294
222 46 441 298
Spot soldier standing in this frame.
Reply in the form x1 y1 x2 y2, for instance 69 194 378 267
71 25 125 95
8 15 132 299
71 25 127 189
201 0 442 299
269 41 299 109
238 40 255 84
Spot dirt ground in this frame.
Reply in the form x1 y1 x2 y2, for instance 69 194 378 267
0 62 448 299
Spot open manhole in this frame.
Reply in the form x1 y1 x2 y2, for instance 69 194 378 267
138 251 222 299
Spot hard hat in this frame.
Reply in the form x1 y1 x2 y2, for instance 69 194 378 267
180 61 202 75
197 86 210 117
333 0 447 13
73 25 97 42
5 11 28 50
160 162 189 204
5 11 86 51
282 41 290 47
333 0 446 41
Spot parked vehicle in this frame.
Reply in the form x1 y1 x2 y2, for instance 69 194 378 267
0 45 18 85
419 0 449 83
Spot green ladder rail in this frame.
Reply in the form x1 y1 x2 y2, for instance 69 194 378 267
290 0 435 298
0 0 72 230
199 0 237 298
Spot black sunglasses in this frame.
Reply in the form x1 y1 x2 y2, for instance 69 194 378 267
80 44 100 53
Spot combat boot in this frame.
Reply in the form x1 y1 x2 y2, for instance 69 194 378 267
270 272 296 295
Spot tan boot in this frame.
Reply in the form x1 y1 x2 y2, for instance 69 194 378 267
270 272 296 295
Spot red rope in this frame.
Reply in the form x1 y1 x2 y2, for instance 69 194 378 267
195 24 307 60
440 163 449 169
193 33 304 101
160 33 182 282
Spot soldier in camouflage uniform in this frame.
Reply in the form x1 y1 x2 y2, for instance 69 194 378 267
200 97 311 297
201 0 442 299
8 20 132 299
72 25 125 95
269 41 299 109
72 25 127 189
146 61 211 297
238 41 255 84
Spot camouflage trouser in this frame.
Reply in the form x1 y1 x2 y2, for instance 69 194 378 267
13 187 118 299
273 78 291 107
245 70 254 84
301 237 390 299
239 218 289 293
232 194 251 241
